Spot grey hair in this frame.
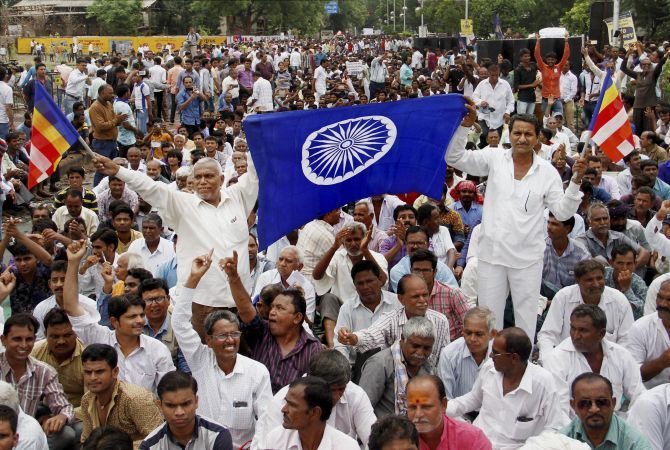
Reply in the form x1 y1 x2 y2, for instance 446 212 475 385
113 157 128 168
120 252 144 270
308 349 352 386
281 245 303 264
0 381 20 413
349 221 367 235
204 310 240 336
586 202 609 221
175 166 192 178
402 316 435 340
463 307 496 331
355 199 374 215
194 157 223 175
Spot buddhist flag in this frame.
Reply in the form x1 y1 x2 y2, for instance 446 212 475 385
29 82 80 188
588 70 635 162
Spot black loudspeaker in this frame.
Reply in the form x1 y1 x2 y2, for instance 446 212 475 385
477 38 584 75
589 1 610 50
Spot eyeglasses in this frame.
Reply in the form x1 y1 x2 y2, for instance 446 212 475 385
407 241 428 247
489 350 513 359
411 268 434 274
209 331 242 341
144 296 168 305
575 398 612 410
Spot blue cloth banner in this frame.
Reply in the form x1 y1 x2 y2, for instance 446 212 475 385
244 95 467 249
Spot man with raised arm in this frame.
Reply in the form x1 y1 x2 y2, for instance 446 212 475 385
93 147 258 338
61 239 174 393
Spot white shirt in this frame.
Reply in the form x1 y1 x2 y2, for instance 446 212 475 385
644 272 670 315
127 237 175 277
537 285 634 362
446 127 583 269
17 410 48 450
132 82 151 111
645 216 670 259
221 75 240 99
312 247 388 300
431 225 456 266
290 50 301 67
438 337 491 399
334 290 400 362
598 174 622 199
624 312 670 389
628 384 670 450
297 219 335 282
33 294 99 340
65 68 88 97
314 66 328 94
173 287 273 449
411 50 424 69
559 70 578 101
69 311 175 393
253 269 316 322
249 77 273 112
472 78 515 128
447 360 569 449
543 337 646 416
148 65 167 92
52 205 100 237
252 381 376 450
363 196 400 232
0 81 12 124
261 424 359 450
115 159 257 308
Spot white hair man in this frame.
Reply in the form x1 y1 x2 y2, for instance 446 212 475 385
0 380 48 450
94 153 258 339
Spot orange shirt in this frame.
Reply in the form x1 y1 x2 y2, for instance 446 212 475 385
534 40 570 100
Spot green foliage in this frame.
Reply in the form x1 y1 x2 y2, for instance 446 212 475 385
86 0 143 35
468 0 536 37
560 0 591 36
327 0 368 33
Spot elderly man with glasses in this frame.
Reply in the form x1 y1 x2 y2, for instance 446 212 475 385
172 251 273 449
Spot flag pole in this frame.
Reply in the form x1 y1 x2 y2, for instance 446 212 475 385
77 136 97 160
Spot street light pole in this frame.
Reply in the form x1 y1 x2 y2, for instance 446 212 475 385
403 0 407 32
393 0 396 32
465 0 469 20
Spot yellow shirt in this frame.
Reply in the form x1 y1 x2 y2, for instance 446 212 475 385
31 339 85 407
116 228 143 254
81 380 163 448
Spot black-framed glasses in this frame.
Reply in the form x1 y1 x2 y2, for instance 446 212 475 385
144 296 168 305
576 398 612 410
209 331 242 341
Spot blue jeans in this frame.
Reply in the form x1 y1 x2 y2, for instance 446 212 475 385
136 110 148 135
92 139 118 186
541 97 563 115
0 122 8 140
516 101 535 115
63 95 81 115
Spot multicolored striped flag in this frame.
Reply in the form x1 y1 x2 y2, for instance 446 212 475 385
28 82 80 188
588 70 635 162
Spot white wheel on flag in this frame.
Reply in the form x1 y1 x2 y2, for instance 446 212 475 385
301 115 397 185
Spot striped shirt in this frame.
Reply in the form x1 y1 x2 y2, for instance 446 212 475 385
542 237 591 289
352 307 451 368
242 314 323 394
140 415 233 450
0 353 74 421
173 287 273 448
429 281 469 341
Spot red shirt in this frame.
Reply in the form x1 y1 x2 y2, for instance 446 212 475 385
419 415 492 450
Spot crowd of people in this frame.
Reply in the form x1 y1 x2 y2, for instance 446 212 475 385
0 31 669 450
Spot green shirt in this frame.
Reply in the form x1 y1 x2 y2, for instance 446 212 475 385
561 415 653 449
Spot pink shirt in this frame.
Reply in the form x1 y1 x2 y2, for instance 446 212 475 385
419 415 492 450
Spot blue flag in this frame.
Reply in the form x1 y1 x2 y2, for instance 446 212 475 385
244 95 466 249
493 12 503 39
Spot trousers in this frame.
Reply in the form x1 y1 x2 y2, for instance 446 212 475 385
477 259 543 340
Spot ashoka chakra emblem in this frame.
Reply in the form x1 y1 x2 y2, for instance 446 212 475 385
302 115 397 185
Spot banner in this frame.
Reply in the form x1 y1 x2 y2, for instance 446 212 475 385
604 11 636 47
460 19 474 38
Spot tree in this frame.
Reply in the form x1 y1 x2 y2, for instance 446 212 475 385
86 0 143 35
327 0 368 33
560 0 591 36
468 0 536 37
